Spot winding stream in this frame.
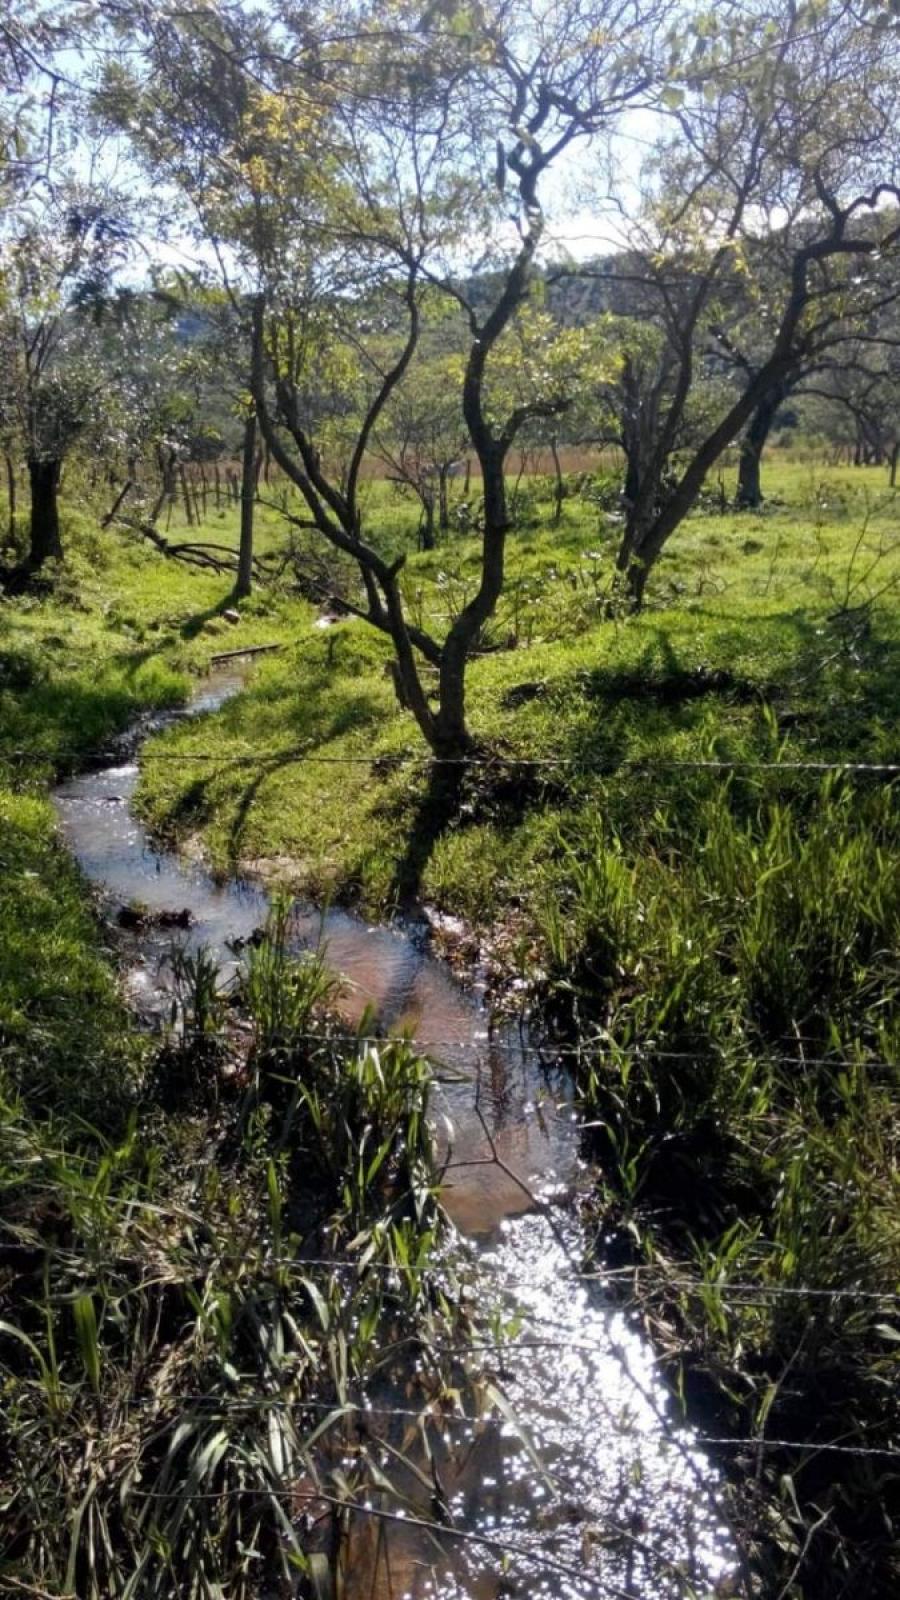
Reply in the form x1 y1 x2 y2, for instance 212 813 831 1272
53 660 736 1599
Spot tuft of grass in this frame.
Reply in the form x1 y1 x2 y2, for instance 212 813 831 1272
542 777 900 1597
0 911 457 1599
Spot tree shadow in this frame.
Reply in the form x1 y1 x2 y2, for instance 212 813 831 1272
383 750 576 907
226 753 298 869
387 759 467 906
220 688 390 871
179 591 236 641
561 604 900 777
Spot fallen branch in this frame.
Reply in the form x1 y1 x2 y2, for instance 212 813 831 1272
115 515 261 576
101 479 135 528
209 643 284 664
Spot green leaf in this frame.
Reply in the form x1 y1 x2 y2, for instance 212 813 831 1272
483 1382 555 1490
73 1293 101 1395
300 1275 330 1332
308 1552 334 1600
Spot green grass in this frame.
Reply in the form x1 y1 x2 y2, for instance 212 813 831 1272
135 459 900 917
0 501 310 1115
1 457 899 1596
1 909 455 1600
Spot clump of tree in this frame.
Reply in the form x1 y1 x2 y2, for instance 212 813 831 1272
564 0 900 603
0 189 134 579
11 0 900 657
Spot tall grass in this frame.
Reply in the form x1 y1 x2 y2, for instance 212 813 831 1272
1 910 454 1599
538 774 900 1596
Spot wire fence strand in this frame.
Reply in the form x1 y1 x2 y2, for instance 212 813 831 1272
14 744 900 773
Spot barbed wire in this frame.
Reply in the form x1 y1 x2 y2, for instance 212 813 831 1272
4 1225 899 1307
48 1015 892 1076
115 1417 900 1493
107 1485 686 1600
80 1389 900 1459
9 744 900 773
3 645 898 1594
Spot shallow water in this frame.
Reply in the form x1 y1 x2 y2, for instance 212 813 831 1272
358 1212 735 1600
53 658 736 1598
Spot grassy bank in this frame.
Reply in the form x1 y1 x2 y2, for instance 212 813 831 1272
0 503 282 1116
132 460 900 1596
137 461 900 915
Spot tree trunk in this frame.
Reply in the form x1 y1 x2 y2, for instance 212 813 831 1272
438 465 450 533
736 383 787 508
550 438 565 524
179 465 195 526
419 493 435 551
614 508 652 611
617 358 802 609
433 442 508 753
235 410 256 600
5 451 16 540
158 445 177 505
101 479 134 528
27 457 63 567
890 443 899 489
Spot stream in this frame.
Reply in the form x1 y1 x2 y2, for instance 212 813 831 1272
53 659 736 1600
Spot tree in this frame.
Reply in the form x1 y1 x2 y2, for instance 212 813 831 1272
236 399 256 597
108 0 667 749
0 187 132 577
722 246 900 507
373 342 468 550
253 0 666 750
572 0 900 605
797 338 900 478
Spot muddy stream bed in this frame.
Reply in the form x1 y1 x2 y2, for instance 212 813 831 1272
53 660 736 1600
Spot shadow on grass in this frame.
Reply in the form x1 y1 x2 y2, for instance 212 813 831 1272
383 751 577 906
387 760 467 905
384 607 900 901
179 591 237 641
556 607 900 765
217 683 391 869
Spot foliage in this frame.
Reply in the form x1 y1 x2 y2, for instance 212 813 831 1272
0 977 452 1599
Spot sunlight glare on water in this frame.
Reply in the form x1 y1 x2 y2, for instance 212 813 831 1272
414 1212 735 1599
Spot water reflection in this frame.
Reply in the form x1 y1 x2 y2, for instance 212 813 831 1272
423 1213 732 1598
